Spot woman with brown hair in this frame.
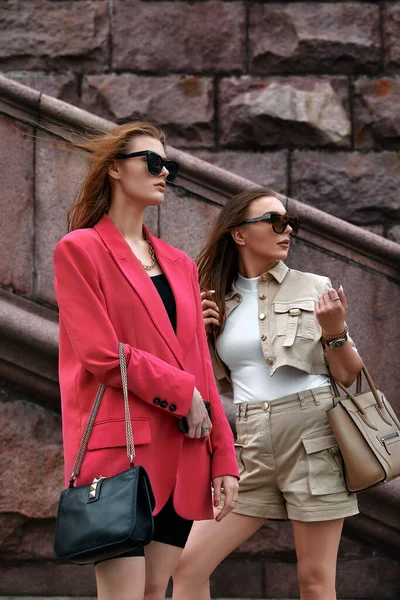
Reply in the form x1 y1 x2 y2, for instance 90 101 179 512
172 188 362 600
53 121 239 600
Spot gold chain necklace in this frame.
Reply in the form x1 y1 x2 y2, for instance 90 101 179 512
140 233 157 271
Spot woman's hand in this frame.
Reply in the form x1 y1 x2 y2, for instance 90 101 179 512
185 387 213 439
315 286 348 336
212 475 239 522
201 291 220 333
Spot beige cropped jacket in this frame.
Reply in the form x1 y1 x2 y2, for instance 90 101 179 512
209 261 333 394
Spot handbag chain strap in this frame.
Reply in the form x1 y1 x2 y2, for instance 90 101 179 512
69 342 135 486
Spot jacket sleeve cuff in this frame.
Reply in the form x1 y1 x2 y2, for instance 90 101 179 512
211 449 240 481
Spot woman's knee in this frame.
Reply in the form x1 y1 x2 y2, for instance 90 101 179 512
172 560 210 592
144 583 167 600
297 560 335 596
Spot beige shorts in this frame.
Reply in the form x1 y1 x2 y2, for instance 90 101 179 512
230 387 358 522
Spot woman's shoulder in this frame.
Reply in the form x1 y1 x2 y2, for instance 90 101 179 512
55 227 101 253
286 268 330 290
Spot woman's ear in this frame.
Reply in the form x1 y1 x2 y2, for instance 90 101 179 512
231 227 246 246
108 160 121 181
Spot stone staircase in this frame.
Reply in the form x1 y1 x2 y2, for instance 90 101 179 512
0 75 399 600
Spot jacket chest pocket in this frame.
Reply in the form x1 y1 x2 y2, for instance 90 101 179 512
273 299 316 347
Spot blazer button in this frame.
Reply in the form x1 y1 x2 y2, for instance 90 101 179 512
169 404 177 412
153 397 161 405
160 400 168 408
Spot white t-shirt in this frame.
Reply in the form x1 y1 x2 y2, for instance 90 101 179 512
216 273 330 404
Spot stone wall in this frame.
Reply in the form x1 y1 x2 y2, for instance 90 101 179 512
1 0 400 243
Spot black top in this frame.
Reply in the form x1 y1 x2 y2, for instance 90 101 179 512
150 273 177 333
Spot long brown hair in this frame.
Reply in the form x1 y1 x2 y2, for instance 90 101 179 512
67 122 166 231
197 187 281 336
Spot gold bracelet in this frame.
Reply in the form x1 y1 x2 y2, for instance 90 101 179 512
322 325 348 341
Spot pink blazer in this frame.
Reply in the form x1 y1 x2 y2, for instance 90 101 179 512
53 214 238 520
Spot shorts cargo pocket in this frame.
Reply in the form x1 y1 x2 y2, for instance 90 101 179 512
302 434 346 496
274 299 315 347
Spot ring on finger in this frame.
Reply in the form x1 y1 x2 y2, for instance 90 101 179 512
201 426 210 431
330 296 341 301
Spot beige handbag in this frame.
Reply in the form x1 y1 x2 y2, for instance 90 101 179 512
328 365 400 493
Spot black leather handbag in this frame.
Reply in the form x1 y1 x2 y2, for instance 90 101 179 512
54 343 155 565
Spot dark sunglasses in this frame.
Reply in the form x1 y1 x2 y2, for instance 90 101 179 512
115 150 179 183
238 212 300 236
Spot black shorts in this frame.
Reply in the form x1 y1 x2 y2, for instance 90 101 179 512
95 495 193 563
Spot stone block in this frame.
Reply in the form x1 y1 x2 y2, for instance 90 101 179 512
3 71 78 105
211 556 264 598
0 114 33 294
35 134 89 304
354 77 400 150
361 224 385 237
219 77 350 149
192 150 287 193
384 4 400 73
236 520 295 557
0 562 96 596
0 391 63 519
113 1 245 73
0 514 56 561
81 74 215 148
249 3 380 75
387 224 400 244
335 556 400 599
159 187 220 259
264 560 299 598
291 151 400 225
0 1 109 71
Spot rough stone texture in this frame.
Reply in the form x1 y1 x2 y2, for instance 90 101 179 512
249 3 380 75
192 150 287 193
335 557 400 599
354 77 400 150
113 1 245 73
3 71 78 105
291 151 400 226
0 115 33 295
81 74 215 148
35 134 89 304
210 557 264 599
219 77 350 149
0 563 96 596
362 224 385 237
0 1 109 71
237 519 294 556
0 514 56 561
384 4 400 74
387 224 400 244
160 187 220 259
0 388 63 519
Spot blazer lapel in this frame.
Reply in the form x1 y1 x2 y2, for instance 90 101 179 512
94 215 185 369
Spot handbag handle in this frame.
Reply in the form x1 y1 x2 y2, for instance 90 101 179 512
330 364 384 415
69 342 135 486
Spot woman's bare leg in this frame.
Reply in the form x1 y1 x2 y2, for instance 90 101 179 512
96 541 184 600
96 556 145 600
172 512 265 600
292 518 344 600
144 541 184 600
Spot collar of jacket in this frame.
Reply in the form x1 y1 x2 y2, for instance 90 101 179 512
225 261 289 301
